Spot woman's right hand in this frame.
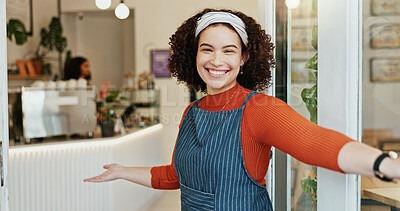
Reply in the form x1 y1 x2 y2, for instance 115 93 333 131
84 163 123 183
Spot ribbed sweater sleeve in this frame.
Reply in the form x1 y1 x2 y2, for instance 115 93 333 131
244 94 355 172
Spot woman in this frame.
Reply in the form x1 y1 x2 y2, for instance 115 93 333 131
64 56 91 81
84 8 400 210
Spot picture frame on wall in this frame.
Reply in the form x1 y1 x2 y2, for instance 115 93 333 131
291 27 314 50
6 0 33 35
371 0 400 16
291 60 316 83
150 50 171 78
370 58 400 82
370 24 400 48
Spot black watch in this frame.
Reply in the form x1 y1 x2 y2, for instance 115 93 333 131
373 151 398 182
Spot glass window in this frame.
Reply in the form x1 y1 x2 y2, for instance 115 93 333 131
361 0 400 210
279 0 319 210
289 0 318 208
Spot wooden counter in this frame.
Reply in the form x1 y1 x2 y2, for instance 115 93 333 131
363 188 400 208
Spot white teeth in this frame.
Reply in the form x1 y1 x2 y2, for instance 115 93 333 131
209 69 226 75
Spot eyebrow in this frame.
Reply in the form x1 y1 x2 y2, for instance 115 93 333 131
199 43 239 49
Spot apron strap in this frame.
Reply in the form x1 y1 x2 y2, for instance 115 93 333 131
240 91 259 109
191 95 205 108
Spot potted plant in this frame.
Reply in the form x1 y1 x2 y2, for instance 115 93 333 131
7 19 28 45
32 17 68 75
97 89 122 137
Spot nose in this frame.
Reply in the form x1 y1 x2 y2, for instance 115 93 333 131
210 53 223 66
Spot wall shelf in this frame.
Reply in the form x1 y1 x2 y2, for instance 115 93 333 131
8 75 49 80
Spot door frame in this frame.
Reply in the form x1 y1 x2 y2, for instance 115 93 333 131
258 0 277 209
0 0 9 211
0 0 9 210
317 0 362 210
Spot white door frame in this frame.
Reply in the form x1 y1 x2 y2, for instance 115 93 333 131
318 0 362 210
258 0 276 209
0 0 9 210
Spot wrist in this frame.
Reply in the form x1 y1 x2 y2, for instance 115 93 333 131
374 151 399 181
379 156 399 179
115 164 127 180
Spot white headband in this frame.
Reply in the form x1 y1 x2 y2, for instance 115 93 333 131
195 11 248 47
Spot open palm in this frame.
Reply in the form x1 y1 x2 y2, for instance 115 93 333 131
84 163 121 183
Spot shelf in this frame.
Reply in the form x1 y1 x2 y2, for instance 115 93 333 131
8 75 49 80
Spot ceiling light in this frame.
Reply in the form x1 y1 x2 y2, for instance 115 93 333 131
286 0 301 9
95 0 111 10
115 0 130 19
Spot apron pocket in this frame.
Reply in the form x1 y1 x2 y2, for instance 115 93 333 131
180 182 215 211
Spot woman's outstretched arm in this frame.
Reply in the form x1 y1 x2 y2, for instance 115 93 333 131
84 164 152 188
338 141 400 179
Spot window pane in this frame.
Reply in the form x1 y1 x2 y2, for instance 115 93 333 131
288 0 318 210
361 0 400 210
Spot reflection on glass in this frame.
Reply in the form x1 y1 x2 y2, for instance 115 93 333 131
288 0 318 210
361 0 400 210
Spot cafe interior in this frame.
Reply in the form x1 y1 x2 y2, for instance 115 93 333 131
2 0 400 210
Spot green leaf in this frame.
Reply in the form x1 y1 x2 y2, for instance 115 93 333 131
34 17 68 62
306 53 318 70
301 84 318 124
6 19 28 45
311 25 318 50
301 175 318 202
105 90 121 102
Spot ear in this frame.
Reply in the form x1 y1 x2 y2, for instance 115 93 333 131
240 51 249 66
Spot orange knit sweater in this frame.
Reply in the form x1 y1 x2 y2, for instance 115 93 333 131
150 83 354 189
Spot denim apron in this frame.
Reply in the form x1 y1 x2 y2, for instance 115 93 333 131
174 91 273 211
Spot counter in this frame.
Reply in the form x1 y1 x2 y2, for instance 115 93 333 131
8 124 164 211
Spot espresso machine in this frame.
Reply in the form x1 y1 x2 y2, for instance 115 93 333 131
8 85 97 143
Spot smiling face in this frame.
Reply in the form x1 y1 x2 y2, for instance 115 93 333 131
196 24 247 95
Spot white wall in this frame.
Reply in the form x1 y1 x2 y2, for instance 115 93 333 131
362 0 400 137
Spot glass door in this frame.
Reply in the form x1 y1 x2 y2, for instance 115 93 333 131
288 0 318 210
272 0 362 210
360 0 400 210
274 0 319 210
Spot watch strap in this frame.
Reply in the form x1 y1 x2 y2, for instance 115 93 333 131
373 153 393 182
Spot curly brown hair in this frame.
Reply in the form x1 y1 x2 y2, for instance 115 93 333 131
167 8 275 92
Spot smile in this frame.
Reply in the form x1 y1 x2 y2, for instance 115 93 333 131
207 68 229 76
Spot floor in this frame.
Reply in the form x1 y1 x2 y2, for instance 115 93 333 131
146 190 181 211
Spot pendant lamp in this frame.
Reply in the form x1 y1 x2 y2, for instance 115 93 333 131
115 0 130 19
95 0 111 10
